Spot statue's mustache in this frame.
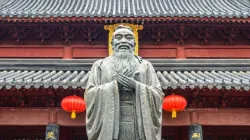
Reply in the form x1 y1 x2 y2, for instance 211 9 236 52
116 43 134 49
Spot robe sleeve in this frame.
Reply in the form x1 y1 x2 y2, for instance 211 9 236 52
84 61 119 140
135 61 164 140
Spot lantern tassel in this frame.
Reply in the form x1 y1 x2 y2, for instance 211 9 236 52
172 110 177 119
71 111 76 119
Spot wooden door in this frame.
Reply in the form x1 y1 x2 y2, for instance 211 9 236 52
1 126 250 140
0 126 45 140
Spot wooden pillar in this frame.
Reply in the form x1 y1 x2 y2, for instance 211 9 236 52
45 123 60 140
63 46 73 59
188 124 203 140
176 47 186 59
60 127 72 140
180 127 189 140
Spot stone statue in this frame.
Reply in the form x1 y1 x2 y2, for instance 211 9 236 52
85 25 164 140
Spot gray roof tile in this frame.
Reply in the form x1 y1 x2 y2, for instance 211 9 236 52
0 69 249 91
0 0 249 18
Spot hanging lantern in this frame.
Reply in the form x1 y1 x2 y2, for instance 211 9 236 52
162 94 187 119
61 95 86 119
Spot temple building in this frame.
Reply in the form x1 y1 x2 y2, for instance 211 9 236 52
0 0 250 139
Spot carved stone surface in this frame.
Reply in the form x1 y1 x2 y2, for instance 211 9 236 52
85 25 164 140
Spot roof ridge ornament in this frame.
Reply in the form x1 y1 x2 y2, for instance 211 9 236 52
104 23 143 56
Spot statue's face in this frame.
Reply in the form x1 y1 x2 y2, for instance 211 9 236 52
112 28 135 53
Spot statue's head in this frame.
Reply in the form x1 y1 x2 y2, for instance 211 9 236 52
111 25 136 54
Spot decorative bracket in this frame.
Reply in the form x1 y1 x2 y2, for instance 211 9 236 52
171 25 189 45
194 27 213 45
218 28 238 45
104 23 143 56
0 28 6 43
36 25 55 45
243 28 250 44
12 27 29 44
150 27 167 45
61 24 77 44
80 27 101 44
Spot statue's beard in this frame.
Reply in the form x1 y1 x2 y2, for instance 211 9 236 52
112 51 137 74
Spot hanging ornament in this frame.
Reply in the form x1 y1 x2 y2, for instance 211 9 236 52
61 95 86 119
162 94 187 119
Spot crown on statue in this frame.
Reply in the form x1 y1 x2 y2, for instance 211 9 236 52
114 25 133 32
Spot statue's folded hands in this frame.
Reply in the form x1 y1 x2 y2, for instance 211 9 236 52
117 72 136 89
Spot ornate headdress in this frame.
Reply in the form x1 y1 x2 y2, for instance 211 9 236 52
114 25 133 32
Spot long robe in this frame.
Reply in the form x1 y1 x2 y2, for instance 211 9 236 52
85 56 164 140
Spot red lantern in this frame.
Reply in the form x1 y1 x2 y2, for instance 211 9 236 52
61 95 86 119
162 94 187 119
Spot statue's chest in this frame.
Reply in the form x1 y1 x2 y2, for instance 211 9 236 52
119 88 135 102
119 87 138 139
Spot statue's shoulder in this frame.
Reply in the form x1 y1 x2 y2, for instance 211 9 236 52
92 59 104 67
92 56 111 68
141 59 151 64
136 56 151 65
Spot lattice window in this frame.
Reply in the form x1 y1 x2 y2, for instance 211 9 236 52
0 135 44 140
0 136 7 140
33 136 44 140
13 136 31 140
162 136 174 140
239 136 250 140
204 136 214 140
218 136 236 140
72 135 88 140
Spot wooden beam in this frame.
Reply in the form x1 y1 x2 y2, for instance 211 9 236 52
1 108 250 126
0 46 64 58
0 108 85 126
163 108 250 126
185 48 250 58
176 47 186 59
0 44 250 58
63 46 73 59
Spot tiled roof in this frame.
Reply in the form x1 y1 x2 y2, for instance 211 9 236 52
0 0 249 18
0 70 90 90
0 70 250 91
157 70 250 91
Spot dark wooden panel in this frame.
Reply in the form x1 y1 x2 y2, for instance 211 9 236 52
139 48 176 58
198 111 250 126
0 46 64 58
73 47 108 58
0 108 249 126
185 48 250 58
0 108 50 125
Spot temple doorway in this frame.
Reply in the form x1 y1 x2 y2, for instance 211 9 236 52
0 126 250 140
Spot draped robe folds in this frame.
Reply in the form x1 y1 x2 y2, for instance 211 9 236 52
85 56 164 140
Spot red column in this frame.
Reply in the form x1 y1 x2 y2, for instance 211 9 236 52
176 47 186 59
59 127 72 140
63 46 73 59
